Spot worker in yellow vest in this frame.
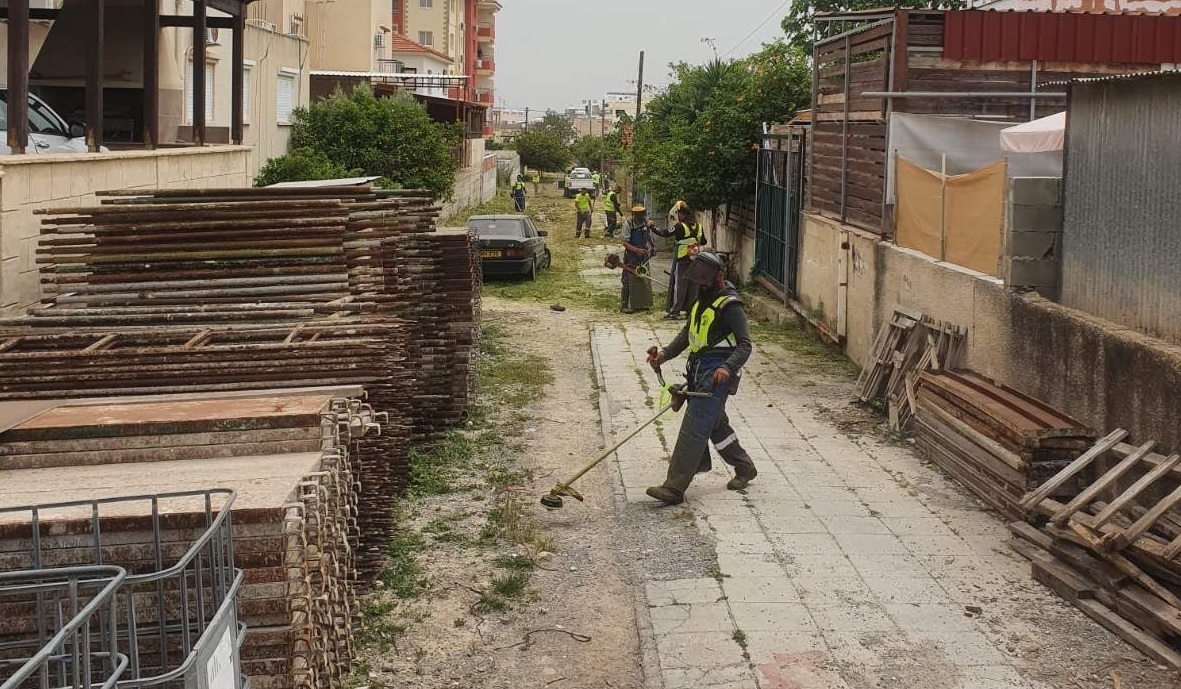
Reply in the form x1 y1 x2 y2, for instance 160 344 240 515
574 188 594 238
652 202 706 319
531 170 541 195
602 184 623 238
644 251 757 505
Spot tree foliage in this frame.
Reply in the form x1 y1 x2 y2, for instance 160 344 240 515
570 132 623 169
254 147 356 187
511 112 578 172
781 0 962 52
631 42 810 212
265 84 462 197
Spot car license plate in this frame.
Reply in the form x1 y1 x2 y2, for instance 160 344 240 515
481 250 502 258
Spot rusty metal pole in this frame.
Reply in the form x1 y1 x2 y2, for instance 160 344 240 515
143 0 160 148
6 0 30 154
86 0 105 152
193 0 207 146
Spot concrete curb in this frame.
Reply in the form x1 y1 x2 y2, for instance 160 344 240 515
589 324 665 689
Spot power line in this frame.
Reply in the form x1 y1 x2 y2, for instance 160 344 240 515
719 0 792 59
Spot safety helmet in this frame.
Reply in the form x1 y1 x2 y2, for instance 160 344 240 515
685 251 725 286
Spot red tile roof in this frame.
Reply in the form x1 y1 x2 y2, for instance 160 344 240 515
389 33 453 63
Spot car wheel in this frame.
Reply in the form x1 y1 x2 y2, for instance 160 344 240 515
542 248 552 270
527 258 538 281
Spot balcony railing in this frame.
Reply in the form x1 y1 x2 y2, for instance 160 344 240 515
377 59 407 74
476 24 495 40
476 59 495 73
475 90 495 104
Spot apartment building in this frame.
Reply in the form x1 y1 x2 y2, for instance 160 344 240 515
398 0 500 110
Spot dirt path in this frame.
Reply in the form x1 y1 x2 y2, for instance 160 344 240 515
352 182 650 689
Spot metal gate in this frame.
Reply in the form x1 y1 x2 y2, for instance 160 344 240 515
754 135 806 297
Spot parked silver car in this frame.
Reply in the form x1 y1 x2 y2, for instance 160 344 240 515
0 90 91 154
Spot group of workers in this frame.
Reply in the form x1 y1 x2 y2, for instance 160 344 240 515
511 168 757 506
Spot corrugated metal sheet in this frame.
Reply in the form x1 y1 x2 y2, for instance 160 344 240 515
944 11 1181 64
1059 71 1181 344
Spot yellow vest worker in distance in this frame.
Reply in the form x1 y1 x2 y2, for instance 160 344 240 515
644 251 757 505
531 171 541 194
574 189 594 238
511 175 527 212
592 171 602 190
603 185 623 239
652 203 707 319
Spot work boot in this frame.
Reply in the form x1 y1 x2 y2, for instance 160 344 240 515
645 485 685 505
621 308 635 314
726 467 758 491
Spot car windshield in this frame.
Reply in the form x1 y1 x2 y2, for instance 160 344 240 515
0 93 69 136
469 218 525 237
570 172 591 180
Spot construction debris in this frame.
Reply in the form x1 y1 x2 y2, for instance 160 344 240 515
855 307 965 431
1014 433 1181 668
913 370 1095 520
0 393 377 689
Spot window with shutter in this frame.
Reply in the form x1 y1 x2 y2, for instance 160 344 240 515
277 73 295 124
243 66 253 123
184 61 216 124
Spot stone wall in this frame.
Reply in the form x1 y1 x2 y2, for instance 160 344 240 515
440 154 499 222
795 211 1181 452
0 147 251 315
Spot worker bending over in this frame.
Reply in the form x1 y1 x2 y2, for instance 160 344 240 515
645 251 757 505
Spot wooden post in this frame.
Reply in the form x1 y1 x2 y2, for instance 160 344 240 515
86 0 105 152
193 0 207 146
143 0 160 148
6 0 29 154
231 9 245 144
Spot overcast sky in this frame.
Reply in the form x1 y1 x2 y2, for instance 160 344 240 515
493 0 791 112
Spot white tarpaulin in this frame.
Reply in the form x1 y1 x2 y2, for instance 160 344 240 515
999 112 1067 153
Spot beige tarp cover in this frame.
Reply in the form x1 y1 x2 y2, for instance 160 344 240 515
895 156 1006 277
999 111 1066 153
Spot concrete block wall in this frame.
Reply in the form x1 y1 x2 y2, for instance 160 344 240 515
1003 177 1063 298
795 211 1181 452
440 154 498 222
0 147 252 315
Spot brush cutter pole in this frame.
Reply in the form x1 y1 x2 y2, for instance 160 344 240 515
554 403 671 493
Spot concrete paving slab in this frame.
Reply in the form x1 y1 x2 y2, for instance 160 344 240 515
592 323 1168 689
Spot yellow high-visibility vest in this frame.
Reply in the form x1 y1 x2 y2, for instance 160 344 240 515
688 294 739 354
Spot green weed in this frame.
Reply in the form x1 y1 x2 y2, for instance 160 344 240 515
490 571 530 598
748 319 859 378
381 530 426 598
493 554 536 571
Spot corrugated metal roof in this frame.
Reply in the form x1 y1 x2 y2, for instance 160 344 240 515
1043 69 1181 84
944 10 1181 63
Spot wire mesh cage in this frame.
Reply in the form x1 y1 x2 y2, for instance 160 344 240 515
0 490 245 689
0 566 128 689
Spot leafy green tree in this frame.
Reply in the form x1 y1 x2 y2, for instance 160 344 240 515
529 112 578 145
631 43 810 213
513 129 571 172
282 84 462 197
781 0 962 52
570 132 624 169
253 147 355 187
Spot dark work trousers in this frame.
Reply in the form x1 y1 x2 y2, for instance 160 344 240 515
605 211 619 237
667 257 699 316
513 195 526 212
663 363 756 493
576 211 592 237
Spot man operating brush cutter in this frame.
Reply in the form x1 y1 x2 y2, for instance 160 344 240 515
644 251 758 506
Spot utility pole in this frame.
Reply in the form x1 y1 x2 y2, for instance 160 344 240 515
524 106 529 130
635 51 644 122
599 98 606 181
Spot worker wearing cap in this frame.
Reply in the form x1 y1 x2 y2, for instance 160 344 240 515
603 185 623 238
574 188 594 238
645 251 757 505
652 203 706 320
619 204 655 313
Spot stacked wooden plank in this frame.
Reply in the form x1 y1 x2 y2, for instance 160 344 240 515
913 370 1095 520
855 306 965 431
0 393 377 689
1013 433 1181 667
